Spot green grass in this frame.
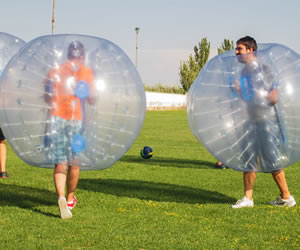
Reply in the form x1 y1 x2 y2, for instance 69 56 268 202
0 110 299 249
144 84 185 94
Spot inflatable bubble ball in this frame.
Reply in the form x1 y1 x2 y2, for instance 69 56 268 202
0 34 146 170
187 43 300 172
0 32 25 74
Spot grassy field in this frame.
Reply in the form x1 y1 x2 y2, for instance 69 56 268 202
0 110 299 249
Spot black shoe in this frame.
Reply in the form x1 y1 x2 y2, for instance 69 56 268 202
0 172 8 178
214 161 227 169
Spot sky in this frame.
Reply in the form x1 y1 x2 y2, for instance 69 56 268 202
1 0 300 86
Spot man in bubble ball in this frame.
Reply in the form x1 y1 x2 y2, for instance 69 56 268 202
231 36 296 208
45 40 95 219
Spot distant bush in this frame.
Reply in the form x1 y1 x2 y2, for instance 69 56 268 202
144 83 185 94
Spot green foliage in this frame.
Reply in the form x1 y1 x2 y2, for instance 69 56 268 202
0 111 299 249
144 83 185 94
179 38 210 93
193 38 210 69
218 38 235 54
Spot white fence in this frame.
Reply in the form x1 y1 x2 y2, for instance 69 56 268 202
145 91 186 110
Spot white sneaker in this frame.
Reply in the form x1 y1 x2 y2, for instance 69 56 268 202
58 197 72 219
269 195 296 207
232 196 254 208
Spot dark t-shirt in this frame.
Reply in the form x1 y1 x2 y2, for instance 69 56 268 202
238 61 282 172
240 61 277 121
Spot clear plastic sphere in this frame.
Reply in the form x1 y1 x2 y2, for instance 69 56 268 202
187 43 300 172
0 34 146 170
0 32 25 74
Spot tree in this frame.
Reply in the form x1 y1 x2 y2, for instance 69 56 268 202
218 39 234 54
179 38 210 93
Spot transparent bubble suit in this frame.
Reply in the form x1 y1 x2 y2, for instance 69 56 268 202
0 34 146 170
187 43 300 172
0 32 25 74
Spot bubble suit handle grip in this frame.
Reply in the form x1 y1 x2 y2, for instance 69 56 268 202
74 80 90 99
71 134 86 153
240 76 255 101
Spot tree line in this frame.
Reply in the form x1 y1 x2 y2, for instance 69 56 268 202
179 38 234 93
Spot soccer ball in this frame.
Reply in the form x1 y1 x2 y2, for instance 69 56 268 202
140 146 153 159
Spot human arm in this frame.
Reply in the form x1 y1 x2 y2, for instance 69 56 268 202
87 68 96 105
233 79 241 92
268 88 278 105
87 94 96 105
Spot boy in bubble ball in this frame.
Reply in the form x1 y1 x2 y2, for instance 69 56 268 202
45 40 95 219
231 36 296 208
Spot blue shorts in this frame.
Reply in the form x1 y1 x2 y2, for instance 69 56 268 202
45 116 82 164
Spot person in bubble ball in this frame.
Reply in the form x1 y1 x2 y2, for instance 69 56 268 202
45 40 95 219
231 36 296 208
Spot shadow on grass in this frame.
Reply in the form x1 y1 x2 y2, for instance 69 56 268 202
120 155 216 169
0 183 58 218
78 178 235 204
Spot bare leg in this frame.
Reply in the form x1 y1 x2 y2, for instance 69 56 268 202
0 140 7 172
54 163 67 198
66 165 80 202
272 170 290 199
54 163 73 219
244 171 256 200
